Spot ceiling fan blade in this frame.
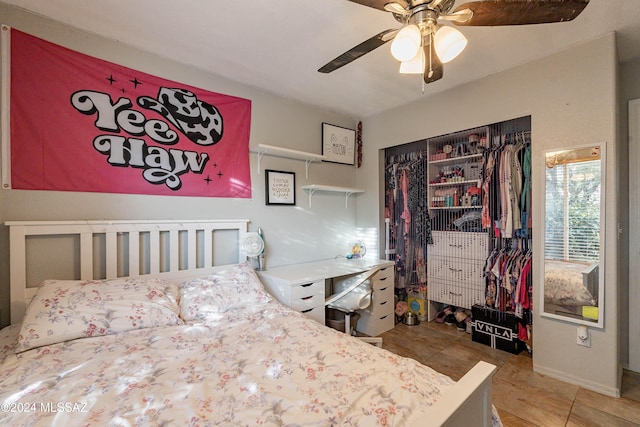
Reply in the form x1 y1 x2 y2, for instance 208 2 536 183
318 29 398 73
347 0 390 11
423 39 443 84
452 0 589 26
429 0 457 14
384 2 410 15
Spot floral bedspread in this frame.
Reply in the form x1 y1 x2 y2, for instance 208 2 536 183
0 265 502 426
544 259 597 306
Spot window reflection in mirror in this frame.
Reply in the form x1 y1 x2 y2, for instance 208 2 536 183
543 144 604 327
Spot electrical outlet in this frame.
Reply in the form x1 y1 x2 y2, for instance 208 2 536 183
577 325 591 347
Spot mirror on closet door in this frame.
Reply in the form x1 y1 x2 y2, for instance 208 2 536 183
542 142 605 328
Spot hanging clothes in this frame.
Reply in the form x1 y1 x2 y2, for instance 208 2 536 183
510 140 524 232
520 145 532 237
484 240 532 316
481 151 496 230
488 131 531 238
400 169 411 234
384 152 432 289
499 144 514 238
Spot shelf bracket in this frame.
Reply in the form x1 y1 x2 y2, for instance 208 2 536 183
344 192 354 209
256 151 264 174
306 188 317 208
304 159 313 179
306 189 354 209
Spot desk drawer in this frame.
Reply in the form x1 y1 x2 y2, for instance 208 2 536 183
372 266 393 283
372 273 393 292
290 280 324 299
357 311 394 336
290 293 325 312
299 305 324 324
365 284 393 316
290 281 325 311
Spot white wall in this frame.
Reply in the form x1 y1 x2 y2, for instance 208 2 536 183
620 57 640 371
0 4 362 327
357 33 620 395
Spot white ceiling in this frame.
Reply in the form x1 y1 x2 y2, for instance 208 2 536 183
4 0 640 117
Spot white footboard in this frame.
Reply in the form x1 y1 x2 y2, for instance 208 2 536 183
425 360 497 427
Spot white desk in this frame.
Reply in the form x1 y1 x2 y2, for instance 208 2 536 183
258 258 395 336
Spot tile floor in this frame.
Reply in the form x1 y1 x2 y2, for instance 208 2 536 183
379 320 640 426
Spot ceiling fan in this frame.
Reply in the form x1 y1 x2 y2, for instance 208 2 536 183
319 0 590 84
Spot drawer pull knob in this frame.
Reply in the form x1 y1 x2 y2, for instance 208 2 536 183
301 295 313 300
378 277 388 281
380 301 388 306
380 315 388 320
300 283 313 287
379 287 388 292
301 308 313 313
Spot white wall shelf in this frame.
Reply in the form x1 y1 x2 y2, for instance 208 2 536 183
251 144 325 178
430 206 482 211
301 185 364 208
428 153 483 165
429 179 482 188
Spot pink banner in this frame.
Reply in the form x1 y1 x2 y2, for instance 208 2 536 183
8 28 252 197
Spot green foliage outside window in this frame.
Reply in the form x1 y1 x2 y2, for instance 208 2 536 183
545 160 600 262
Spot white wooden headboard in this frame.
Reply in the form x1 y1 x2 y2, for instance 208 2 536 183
6 219 250 324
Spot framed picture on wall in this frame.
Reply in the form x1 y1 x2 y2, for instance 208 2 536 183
265 169 296 205
322 123 356 165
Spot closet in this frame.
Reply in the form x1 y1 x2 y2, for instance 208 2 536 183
384 116 532 352
384 145 430 318
426 125 490 320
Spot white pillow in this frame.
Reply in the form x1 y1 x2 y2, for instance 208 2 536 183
180 263 271 321
15 277 182 353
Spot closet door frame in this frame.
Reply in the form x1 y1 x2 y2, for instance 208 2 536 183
628 98 640 372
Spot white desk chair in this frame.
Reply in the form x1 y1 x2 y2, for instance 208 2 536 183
325 267 383 347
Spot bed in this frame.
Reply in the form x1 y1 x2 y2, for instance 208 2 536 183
1 219 501 426
544 259 598 310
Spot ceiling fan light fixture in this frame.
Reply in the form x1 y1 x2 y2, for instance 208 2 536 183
399 49 424 74
434 25 467 63
390 24 421 62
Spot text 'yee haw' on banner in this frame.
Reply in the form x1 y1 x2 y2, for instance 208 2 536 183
4 27 252 198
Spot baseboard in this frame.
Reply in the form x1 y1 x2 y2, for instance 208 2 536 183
623 361 640 374
533 363 621 398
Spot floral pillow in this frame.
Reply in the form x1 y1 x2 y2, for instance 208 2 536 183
180 262 272 322
0 324 20 364
15 277 182 353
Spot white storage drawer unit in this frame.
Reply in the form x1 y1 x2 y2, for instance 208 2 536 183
259 276 326 324
356 265 395 336
428 231 488 314
289 280 326 323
